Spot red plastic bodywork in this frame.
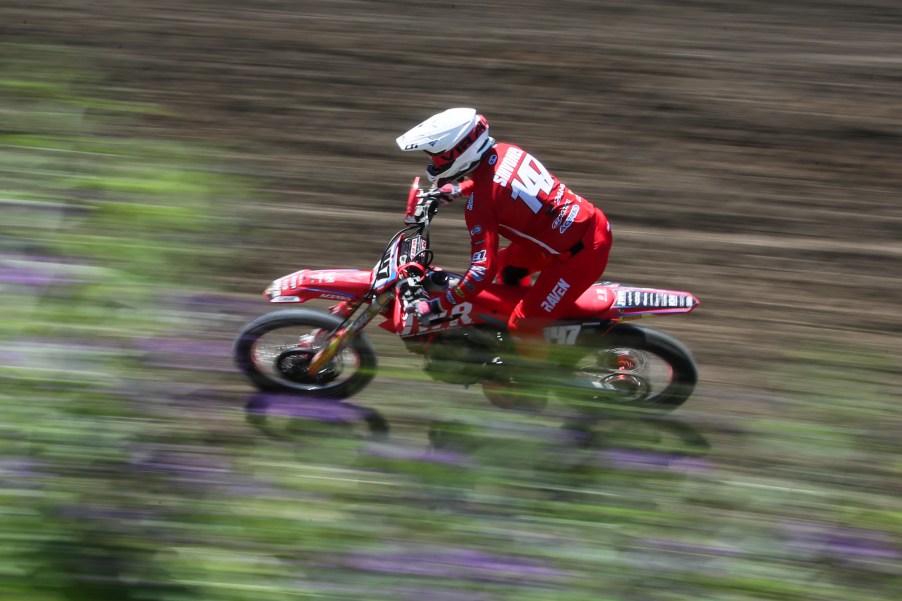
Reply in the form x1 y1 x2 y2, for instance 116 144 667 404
265 269 373 304
264 267 699 337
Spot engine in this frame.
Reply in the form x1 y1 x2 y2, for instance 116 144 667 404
413 327 508 385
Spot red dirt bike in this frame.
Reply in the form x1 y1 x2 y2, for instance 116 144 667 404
233 179 700 412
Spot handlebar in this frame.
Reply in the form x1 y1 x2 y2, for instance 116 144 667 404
391 179 451 316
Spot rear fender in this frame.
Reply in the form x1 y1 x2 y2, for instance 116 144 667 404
607 283 699 319
551 282 700 324
264 269 372 304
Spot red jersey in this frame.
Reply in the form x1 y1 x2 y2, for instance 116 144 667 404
442 142 600 308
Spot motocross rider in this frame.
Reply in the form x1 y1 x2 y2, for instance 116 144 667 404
397 108 613 363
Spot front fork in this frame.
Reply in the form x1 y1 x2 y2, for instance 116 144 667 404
305 290 394 376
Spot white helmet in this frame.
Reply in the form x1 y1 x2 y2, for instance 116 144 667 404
396 108 495 183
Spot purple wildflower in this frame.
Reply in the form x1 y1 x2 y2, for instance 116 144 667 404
345 546 562 584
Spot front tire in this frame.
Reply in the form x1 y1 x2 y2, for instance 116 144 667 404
233 309 377 399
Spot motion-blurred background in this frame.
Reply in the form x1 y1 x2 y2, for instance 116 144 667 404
1 2 899 599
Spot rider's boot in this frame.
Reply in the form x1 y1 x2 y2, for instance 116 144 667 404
481 335 552 413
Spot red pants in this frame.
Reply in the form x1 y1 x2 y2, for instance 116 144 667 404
501 212 612 340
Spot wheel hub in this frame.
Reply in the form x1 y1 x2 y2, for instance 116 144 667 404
276 349 339 384
581 348 653 403
599 373 650 403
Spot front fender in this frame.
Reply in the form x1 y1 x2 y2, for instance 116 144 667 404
265 268 372 303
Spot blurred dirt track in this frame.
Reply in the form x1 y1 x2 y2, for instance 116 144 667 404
4 1 900 392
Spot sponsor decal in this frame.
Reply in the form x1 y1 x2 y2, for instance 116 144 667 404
614 289 695 309
560 204 580 234
318 293 354 301
272 296 301 303
466 194 474 210
492 146 524 188
405 140 436 150
470 225 482 236
551 199 571 230
540 278 571 312
407 236 425 261
401 301 474 336
289 275 298 289
488 154 498 165
472 250 487 263
469 265 487 281
307 271 337 284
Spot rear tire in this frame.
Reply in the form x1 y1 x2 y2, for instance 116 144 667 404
563 324 697 412
233 309 377 399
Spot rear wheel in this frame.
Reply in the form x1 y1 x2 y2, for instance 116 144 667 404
233 309 376 398
559 324 697 412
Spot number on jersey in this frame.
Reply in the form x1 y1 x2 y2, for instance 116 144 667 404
511 155 554 213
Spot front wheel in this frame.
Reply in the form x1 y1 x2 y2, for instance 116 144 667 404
233 309 377 398
560 324 698 412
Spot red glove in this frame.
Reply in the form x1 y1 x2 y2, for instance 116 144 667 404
404 184 462 225
434 183 462 204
